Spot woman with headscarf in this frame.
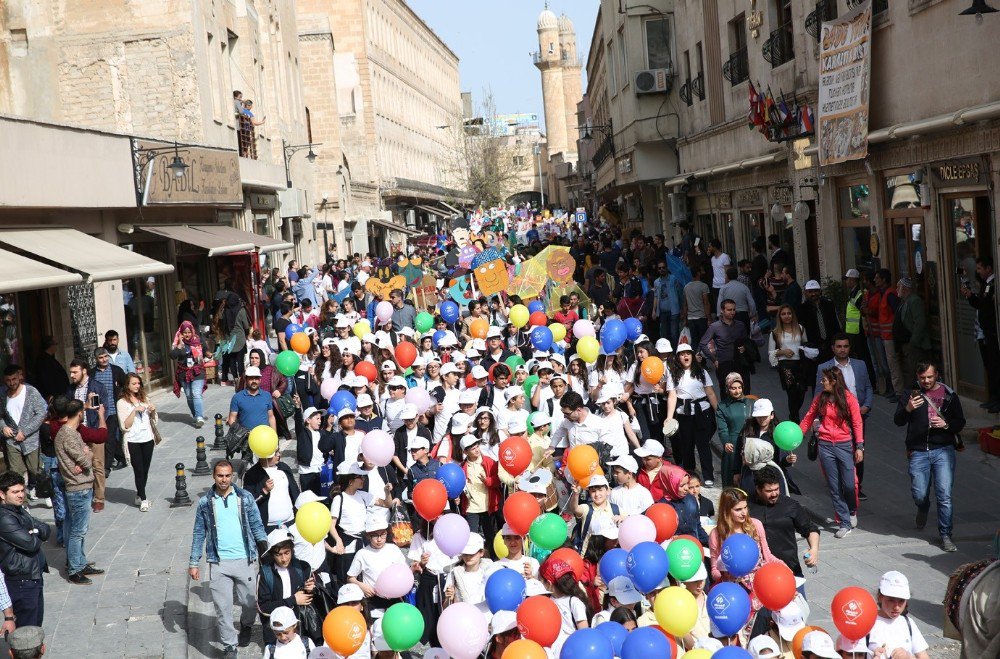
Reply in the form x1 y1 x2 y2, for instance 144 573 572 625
221 292 251 384
169 321 208 427
715 372 753 487
656 463 709 546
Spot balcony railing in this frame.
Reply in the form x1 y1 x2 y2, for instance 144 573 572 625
805 0 839 40
847 0 887 13
592 132 615 169
722 48 749 86
762 23 794 68
691 72 706 101
679 79 693 106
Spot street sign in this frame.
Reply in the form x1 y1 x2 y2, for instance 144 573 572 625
574 210 587 224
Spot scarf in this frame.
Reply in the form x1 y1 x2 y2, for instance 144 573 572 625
656 463 689 501
742 436 789 492
172 321 205 397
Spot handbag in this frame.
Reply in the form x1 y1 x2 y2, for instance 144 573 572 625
150 412 164 446
807 432 819 461
294 599 323 645
389 503 414 547
224 422 250 458
33 468 54 499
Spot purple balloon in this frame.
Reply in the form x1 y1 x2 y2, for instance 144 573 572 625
405 387 434 413
376 300 394 323
361 430 394 467
437 602 489 659
375 562 415 598
618 514 656 551
434 513 471 558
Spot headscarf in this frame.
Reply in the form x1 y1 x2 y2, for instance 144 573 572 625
742 437 789 492
174 321 203 361
724 372 744 391
172 321 204 396
223 292 242 333
656 463 689 502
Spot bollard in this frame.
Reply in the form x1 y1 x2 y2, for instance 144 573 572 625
212 413 225 450
193 436 210 475
170 463 192 507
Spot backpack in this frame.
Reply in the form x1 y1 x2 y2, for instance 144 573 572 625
573 501 620 549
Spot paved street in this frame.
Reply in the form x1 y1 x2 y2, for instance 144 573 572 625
26 367 998 657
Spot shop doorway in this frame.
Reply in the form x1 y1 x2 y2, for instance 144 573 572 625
942 193 993 399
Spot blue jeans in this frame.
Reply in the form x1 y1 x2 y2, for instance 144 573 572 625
42 456 65 545
65 489 93 574
908 446 955 537
182 377 206 420
817 441 857 528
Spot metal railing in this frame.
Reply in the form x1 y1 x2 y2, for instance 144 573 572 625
679 79 693 106
691 72 706 100
762 23 794 68
722 48 749 86
848 0 887 13
592 132 615 169
805 0 838 40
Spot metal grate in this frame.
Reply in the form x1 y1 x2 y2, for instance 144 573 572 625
691 72 706 100
722 48 749 86
762 23 794 68
679 79 693 106
806 0 839 40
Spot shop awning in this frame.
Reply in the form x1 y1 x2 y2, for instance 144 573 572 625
368 218 421 236
0 228 173 283
139 225 256 257
192 225 293 254
0 249 83 293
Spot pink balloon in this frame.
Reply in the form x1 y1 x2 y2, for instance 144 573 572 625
437 602 490 659
376 301 394 323
434 513 471 558
618 514 656 551
573 319 596 339
361 430 394 467
405 387 434 413
374 562 415 598
320 378 338 401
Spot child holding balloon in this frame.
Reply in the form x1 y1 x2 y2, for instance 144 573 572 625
866 571 930 659
540 558 592 656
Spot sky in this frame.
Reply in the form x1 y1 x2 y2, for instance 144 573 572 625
406 0 599 121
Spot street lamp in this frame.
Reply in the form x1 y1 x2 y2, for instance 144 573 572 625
283 139 322 187
577 122 614 143
132 140 192 204
959 0 997 23
533 144 546 208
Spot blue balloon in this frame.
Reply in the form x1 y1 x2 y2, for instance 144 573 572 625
440 300 460 323
559 628 614 659
600 318 627 353
432 330 447 347
620 627 672 659
623 317 644 342
329 390 357 413
528 300 545 314
598 548 629 584
719 532 760 578
436 462 467 500
284 323 303 340
484 568 526 613
595 622 628 657
713 648 752 659
626 541 669 593
706 582 752 637
530 326 553 351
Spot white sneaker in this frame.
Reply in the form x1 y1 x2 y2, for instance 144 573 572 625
850 514 858 528
43 498 53 509
195 417 205 428
704 480 715 487
835 527 852 539
140 500 151 512
27 489 37 502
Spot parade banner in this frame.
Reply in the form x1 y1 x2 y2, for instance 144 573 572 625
817 1 872 166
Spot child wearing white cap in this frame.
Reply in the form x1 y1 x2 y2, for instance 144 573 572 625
677 562 712 650
866 571 929 658
595 389 640 459
346 514 407 613
571 474 618 553
262 606 316 659
334 584 374 659
330 462 375 586
607 455 654 517
443 534 493 620
495 524 540 579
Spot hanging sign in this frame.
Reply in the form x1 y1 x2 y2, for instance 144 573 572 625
817 2 872 166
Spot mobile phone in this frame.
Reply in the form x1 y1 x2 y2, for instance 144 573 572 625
88 393 99 407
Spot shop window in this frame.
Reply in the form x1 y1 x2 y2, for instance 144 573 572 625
254 214 271 237
838 183 875 274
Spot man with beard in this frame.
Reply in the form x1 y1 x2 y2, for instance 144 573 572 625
227 366 276 434
748 466 820 578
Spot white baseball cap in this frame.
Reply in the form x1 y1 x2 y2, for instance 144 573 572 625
752 398 774 417
322 337 337 347
303 406 321 419
530 410 551 427
409 437 430 451
388 376 407 388
607 576 643 604
507 418 527 435
523 578 549 597
451 414 471 435
399 327 415 337
747 634 782 658
501 523 521 537
549 353 566 365
682 562 708 583
356 393 374 407
337 583 365 604
335 317 351 328
400 404 418 420
675 343 694 353
836 635 870 655
471 365 489 379
295 490 325 508
596 391 616 404
472 338 487 351
655 338 673 353
879 570 911 599
269 606 298 632
801 631 839 659
773 601 806 641
504 387 524 401
461 533 485 555
694 638 724 652
439 334 459 347
608 455 639 473
381 361 398 371
336 461 366 476
486 327 503 339
466 348 481 358
364 514 389 533
337 407 356 420
411 356 427 368
460 434 482 450
266 528 293 553
440 363 459 375
844 268 861 279
459 389 480 405
586 474 609 488
805 279 822 291
244 366 262 378
634 439 665 458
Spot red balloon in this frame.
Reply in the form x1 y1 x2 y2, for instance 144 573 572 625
503 491 541 536
549 548 585 581
516 596 561 647
645 503 679 543
465 373 476 389
394 341 417 368
831 586 878 641
673 534 704 559
354 361 378 383
498 436 532 477
412 479 448 521
528 311 548 327
753 562 797 611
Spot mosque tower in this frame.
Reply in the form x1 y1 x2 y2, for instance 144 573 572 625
535 6 567 156
557 13 582 160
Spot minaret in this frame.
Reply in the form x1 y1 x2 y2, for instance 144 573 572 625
535 6 568 156
558 13 582 160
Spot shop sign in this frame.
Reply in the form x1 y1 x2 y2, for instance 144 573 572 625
817 2 873 166
931 158 987 186
737 188 762 207
137 139 242 205
770 185 793 205
716 193 733 210
249 193 277 210
617 155 633 175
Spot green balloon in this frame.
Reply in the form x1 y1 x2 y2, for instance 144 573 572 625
381 603 425 651
773 420 804 451
275 350 301 377
505 355 526 370
667 538 703 581
415 312 434 333
529 512 567 551
523 374 540 400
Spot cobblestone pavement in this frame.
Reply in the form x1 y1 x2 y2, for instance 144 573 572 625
33 366 998 657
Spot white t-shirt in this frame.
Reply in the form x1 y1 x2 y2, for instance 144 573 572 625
289 523 329 582
299 429 324 475
407 532 456 576
609 483 654 516
624 363 656 395
116 399 154 444
265 467 295 525
347 543 407 587
331 490 374 550
5 387 26 426
343 430 365 466
263 634 316 659
552 595 589 656
588 368 624 394
711 253 731 288
674 370 713 413
867 615 928 656
598 410 632 458
495 555 540 579
445 559 495 619
363 466 386 501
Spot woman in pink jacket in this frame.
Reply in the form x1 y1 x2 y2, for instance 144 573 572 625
799 366 865 538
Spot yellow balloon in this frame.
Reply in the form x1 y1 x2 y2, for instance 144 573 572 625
550 322 567 343
577 336 599 363
653 586 699 637
353 320 371 339
248 425 279 458
509 304 529 328
682 651 713 659
295 501 333 544
493 530 509 559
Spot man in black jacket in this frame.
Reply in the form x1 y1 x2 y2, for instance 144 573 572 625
893 362 965 553
0 471 50 626
294 406 335 496
962 256 1000 411
748 466 820 579
798 280 841 394
243 451 301 531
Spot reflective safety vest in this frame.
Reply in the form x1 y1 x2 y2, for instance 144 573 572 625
876 286 897 340
845 288 864 334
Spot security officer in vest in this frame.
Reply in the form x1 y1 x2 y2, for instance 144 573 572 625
962 256 1000 412
843 269 875 385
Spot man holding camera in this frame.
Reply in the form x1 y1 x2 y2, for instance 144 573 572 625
67 360 110 513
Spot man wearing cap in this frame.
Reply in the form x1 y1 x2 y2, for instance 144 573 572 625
293 406 335 496
189 460 268 657
798 280 841 391
243 441 300 531
228 366 277 436
479 326 513 372
607 455 654 517
749 466 820 579
393 404 432 475
893 278 931 380
843 268 876 383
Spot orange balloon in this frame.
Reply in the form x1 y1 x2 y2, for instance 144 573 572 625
792 625 827 659
470 318 489 339
503 491 541 536
394 341 417 368
323 606 368 656
578 467 604 488
412 479 448 521
549 547 586 581
641 356 665 384
502 639 547 659
645 503 679 543
516 596 561 647
290 332 311 355
567 444 600 482
528 311 548 327
354 361 378 383
498 436 532 477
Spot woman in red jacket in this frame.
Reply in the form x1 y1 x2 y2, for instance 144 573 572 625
799 367 865 539
459 435 500 544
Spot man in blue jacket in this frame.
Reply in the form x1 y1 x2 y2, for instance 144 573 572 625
814 333 873 499
189 460 268 658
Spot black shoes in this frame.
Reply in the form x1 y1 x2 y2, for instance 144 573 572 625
237 624 253 647
68 573 92 585
82 565 105 576
915 509 928 530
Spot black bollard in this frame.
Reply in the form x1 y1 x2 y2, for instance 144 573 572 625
212 413 225 450
170 462 192 507
193 436 210 475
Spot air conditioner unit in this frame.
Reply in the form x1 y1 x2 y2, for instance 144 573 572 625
669 192 688 224
635 68 673 95
405 209 417 229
